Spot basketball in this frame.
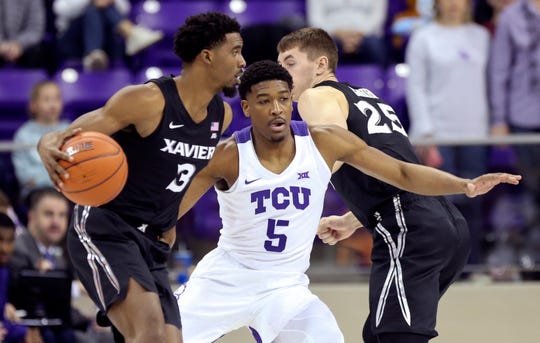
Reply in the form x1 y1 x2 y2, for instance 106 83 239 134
59 131 128 206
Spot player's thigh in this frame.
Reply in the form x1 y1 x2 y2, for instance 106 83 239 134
178 278 250 343
273 298 344 343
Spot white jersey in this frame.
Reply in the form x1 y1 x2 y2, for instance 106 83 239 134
217 121 331 272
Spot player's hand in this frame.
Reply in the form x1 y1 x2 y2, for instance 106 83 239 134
37 128 81 190
317 215 359 245
465 173 521 198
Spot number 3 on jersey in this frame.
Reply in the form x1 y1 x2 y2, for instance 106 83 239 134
166 163 196 192
354 100 408 137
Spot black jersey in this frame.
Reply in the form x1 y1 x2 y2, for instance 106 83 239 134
102 76 225 233
314 81 420 227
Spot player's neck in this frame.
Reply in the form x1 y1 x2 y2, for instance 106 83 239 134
252 132 296 174
175 72 220 122
313 71 338 86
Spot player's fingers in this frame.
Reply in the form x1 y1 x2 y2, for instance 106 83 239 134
317 221 331 234
317 229 332 241
64 127 82 140
318 230 336 245
499 173 521 184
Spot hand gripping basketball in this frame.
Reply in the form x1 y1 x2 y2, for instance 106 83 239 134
59 131 128 206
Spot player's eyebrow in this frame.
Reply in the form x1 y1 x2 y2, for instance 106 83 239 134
281 55 294 62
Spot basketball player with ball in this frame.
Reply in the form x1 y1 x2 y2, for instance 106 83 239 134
174 61 520 342
37 12 246 343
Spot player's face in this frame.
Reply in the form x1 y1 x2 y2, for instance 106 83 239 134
278 47 318 101
212 32 246 97
29 196 69 246
0 226 15 266
242 80 293 143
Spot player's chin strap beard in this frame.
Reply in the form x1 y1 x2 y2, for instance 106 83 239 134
73 205 121 310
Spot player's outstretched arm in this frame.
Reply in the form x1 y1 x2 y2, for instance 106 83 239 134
312 125 521 197
37 83 165 189
177 138 239 219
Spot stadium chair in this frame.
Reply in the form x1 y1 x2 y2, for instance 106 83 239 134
335 64 386 97
219 0 306 27
0 119 26 141
53 68 133 120
219 0 306 65
384 63 410 130
133 1 219 35
131 0 220 67
133 66 181 84
0 69 49 119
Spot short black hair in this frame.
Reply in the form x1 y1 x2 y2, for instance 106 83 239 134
26 187 68 211
174 11 241 63
0 212 15 231
239 60 293 100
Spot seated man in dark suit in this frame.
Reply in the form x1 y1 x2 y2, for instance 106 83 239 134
8 187 97 343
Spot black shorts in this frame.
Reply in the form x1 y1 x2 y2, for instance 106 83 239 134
67 205 181 328
365 193 470 338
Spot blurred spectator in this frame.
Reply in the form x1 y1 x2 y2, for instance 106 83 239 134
7 187 112 343
0 212 44 343
9 188 78 343
0 189 24 236
474 0 517 35
306 0 388 65
53 0 163 71
406 0 490 264
390 0 434 62
392 0 434 36
489 0 540 277
11 81 70 202
0 0 46 68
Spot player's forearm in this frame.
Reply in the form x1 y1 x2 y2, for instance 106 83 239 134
343 211 363 229
399 162 469 196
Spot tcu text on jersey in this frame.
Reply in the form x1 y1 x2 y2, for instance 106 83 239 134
251 186 312 214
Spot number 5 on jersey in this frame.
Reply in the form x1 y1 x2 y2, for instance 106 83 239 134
265 219 288 252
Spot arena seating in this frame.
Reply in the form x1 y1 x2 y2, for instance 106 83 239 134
0 68 49 120
52 68 133 120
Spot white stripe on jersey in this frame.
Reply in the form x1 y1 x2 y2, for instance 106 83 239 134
217 123 331 272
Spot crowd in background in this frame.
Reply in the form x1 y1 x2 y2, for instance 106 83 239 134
0 0 539 340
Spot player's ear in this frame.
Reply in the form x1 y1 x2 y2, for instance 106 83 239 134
316 55 329 75
240 100 250 118
200 49 212 64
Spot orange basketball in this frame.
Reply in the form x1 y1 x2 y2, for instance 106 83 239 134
59 131 128 206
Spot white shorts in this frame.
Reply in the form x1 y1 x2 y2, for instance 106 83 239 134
175 248 343 343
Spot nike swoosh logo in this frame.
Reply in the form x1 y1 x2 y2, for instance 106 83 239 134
169 122 184 129
244 178 261 185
